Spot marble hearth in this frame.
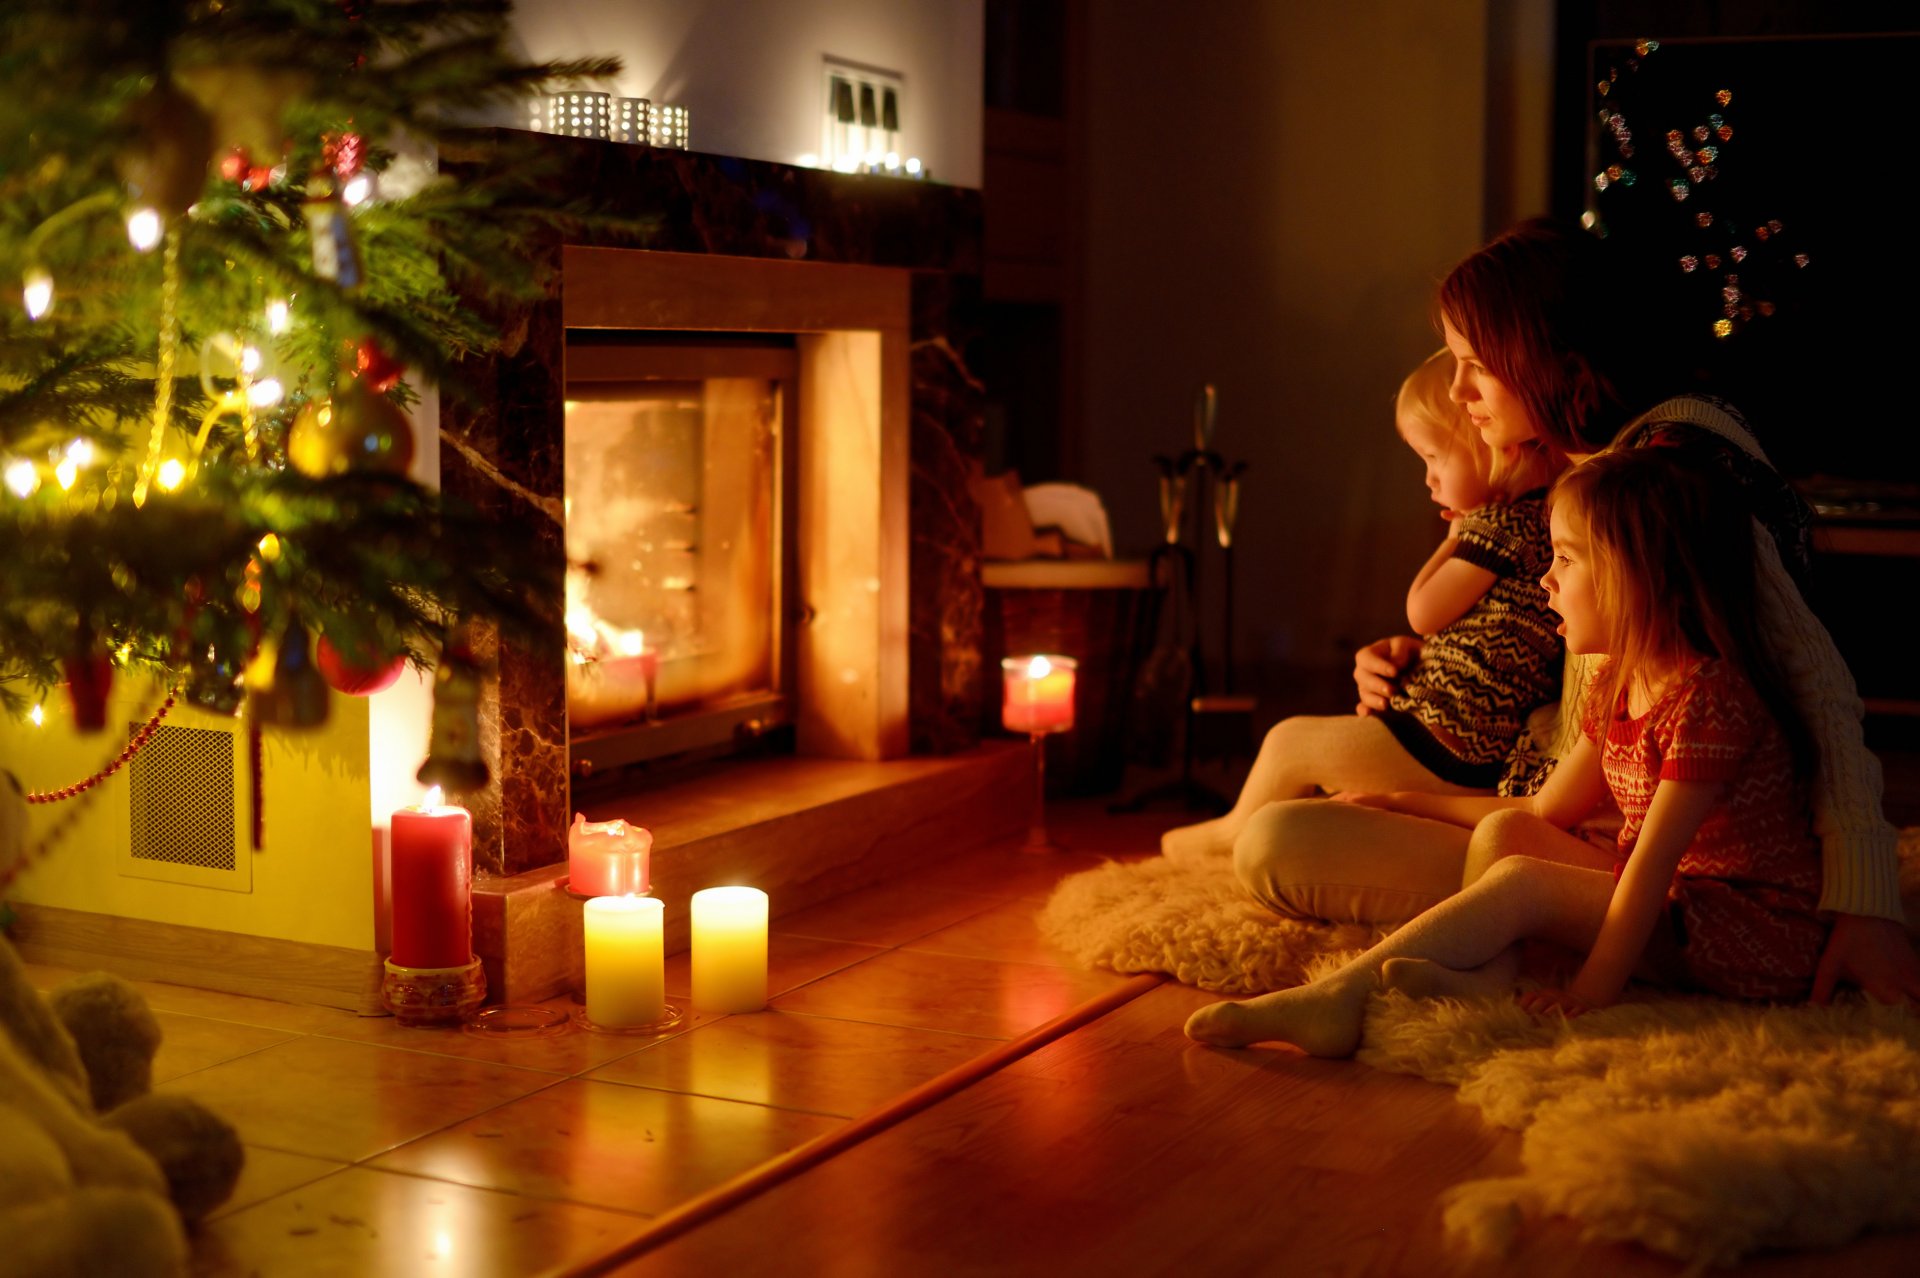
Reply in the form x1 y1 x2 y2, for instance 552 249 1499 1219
439 132 998 998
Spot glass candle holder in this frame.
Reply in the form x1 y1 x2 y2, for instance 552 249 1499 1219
1001 654 1076 852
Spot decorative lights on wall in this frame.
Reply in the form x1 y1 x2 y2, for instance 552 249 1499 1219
805 58 924 179
531 92 690 149
613 98 690 148
531 91 612 138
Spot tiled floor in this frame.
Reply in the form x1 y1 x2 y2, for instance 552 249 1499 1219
24 801 1173 1278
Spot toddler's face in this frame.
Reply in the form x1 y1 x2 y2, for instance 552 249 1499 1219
1399 412 1493 515
1542 501 1604 654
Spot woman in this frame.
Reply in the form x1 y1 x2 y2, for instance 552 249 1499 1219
1234 218 1920 1005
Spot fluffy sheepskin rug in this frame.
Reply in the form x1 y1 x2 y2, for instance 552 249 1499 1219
1036 855 1384 995
1362 985 1920 1266
1039 845 1920 1266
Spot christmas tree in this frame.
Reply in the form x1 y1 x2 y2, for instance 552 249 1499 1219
0 1 613 766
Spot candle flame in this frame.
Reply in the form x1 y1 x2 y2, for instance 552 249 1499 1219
1027 655 1052 678
565 569 649 663
423 785 444 808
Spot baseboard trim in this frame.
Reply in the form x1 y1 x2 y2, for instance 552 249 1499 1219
5 902 384 1014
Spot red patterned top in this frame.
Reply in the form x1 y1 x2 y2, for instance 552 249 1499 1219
1582 658 1827 1000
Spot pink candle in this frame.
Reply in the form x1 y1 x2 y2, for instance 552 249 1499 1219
388 787 473 968
1002 654 1077 735
569 813 653 896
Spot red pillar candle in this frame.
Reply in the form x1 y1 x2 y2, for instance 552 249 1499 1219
568 813 653 896
388 786 474 968
1001 654 1077 734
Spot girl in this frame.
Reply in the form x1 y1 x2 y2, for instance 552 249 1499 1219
1185 449 1827 1054
1159 352 1560 862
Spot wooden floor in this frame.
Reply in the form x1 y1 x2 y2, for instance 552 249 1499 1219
26 793 1920 1277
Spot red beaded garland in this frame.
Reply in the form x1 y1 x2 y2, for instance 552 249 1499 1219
24 691 179 805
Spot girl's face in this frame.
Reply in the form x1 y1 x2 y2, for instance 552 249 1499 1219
1399 411 1493 515
1442 318 1540 449
1542 500 1605 654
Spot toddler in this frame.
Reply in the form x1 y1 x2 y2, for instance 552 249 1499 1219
1161 350 1561 860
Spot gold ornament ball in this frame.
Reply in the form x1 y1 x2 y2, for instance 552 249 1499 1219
287 380 415 477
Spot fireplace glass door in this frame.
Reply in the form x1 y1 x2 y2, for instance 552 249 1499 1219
564 336 797 774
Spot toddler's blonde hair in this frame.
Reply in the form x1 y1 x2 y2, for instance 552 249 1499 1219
1395 348 1560 499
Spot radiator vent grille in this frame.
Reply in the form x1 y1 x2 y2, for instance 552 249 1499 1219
128 722 236 872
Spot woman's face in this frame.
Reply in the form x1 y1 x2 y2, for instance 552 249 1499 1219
1442 318 1540 449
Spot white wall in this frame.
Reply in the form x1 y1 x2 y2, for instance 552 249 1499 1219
507 0 985 187
1079 0 1550 693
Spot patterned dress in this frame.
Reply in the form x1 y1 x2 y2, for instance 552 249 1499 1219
1583 659 1828 1000
1382 492 1561 787
1495 395 1815 800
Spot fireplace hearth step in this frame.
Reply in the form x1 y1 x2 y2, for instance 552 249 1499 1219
472 742 1031 1003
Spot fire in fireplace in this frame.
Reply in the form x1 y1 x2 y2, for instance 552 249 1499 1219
564 335 799 776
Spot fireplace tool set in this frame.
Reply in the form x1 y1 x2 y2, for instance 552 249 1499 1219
1116 383 1253 813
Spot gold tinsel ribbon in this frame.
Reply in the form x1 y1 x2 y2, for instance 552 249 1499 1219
133 229 182 508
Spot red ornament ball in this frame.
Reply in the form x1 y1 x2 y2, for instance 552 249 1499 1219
354 338 407 393
316 634 409 696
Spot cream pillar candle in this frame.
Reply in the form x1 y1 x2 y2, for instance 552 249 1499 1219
583 895 665 1026
690 887 769 1013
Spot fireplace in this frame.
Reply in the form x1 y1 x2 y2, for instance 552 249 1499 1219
438 127 991 878
564 335 800 776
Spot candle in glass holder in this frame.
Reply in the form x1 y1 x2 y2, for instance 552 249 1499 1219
388 786 473 968
1001 654 1077 734
568 813 652 896
608 629 660 684
583 895 665 1027
691 887 769 1013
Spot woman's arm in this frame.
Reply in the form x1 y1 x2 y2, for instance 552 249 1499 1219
1342 736 1608 830
1749 525 1905 922
1352 635 1423 715
1564 777 1723 1008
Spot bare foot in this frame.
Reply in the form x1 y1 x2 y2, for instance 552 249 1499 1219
1160 815 1239 861
1182 982 1367 1057
1381 956 1513 1002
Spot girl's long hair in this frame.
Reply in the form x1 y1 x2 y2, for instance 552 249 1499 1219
1553 449 1813 772
1437 218 1682 457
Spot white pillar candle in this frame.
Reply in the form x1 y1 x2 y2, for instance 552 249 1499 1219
691 887 769 1013
583 895 665 1027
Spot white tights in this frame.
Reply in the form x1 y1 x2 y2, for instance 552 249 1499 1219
1159 713 1486 861
1184 854 1618 1056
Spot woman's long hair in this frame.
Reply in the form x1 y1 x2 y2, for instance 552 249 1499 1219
1553 449 1813 773
1438 218 1682 457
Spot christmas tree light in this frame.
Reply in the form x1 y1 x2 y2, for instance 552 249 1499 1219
0 0 620 761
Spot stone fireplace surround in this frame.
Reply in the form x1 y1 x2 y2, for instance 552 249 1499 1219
440 132 1014 999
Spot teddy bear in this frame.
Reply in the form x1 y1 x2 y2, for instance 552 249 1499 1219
1 770 245 1278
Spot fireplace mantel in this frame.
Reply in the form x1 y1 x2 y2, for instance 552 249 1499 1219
441 131 987 875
